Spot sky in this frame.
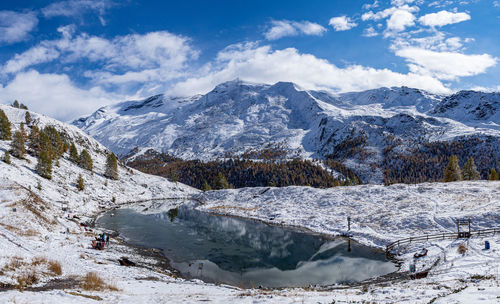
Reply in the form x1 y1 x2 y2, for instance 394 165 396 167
1 0 500 121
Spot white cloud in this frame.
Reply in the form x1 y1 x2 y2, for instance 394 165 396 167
170 43 450 96
362 1 379 10
419 10 471 27
396 47 497 80
264 20 326 40
391 0 415 6
494 1 500 7
386 9 416 32
363 26 379 37
329 16 358 31
0 11 38 44
42 0 114 18
2 30 199 88
0 70 122 121
362 5 419 21
3 46 60 74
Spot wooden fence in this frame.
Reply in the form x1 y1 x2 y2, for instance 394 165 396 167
386 227 500 253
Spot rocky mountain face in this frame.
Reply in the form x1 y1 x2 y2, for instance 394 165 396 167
74 80 500 184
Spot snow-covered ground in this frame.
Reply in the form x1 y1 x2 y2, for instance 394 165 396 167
0 104 498 303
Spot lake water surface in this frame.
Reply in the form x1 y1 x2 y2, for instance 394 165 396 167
97 205 396 288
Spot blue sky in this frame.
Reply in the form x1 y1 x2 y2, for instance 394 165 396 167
1 0 500 120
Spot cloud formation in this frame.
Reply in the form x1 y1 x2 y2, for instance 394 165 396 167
396 47 497 80
418 10 470 27
0 70 122 121
329 16 358 31
0 11 38 44
264 20 326 40
171 43 450 96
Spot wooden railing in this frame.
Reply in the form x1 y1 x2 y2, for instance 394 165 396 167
386 227 500 253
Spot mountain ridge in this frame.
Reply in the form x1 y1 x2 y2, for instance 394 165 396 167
73 80 500 183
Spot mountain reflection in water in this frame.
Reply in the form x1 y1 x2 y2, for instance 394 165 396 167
97 205 396 288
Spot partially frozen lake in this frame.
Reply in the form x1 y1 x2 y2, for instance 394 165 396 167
97 205 396 288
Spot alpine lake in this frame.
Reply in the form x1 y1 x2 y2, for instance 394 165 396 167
96 203 397 288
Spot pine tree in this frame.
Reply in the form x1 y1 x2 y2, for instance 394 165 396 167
79 149 93 171
28 126 41 156
104 152 118 180
39 131 54 160
36 149 52 179
201 180 212 191
490 168 499 181
462 156 480 180
444 155 462 182
215 172 230 189
3 151 10 164
0 109 12 140
10 130 26 159
69 142 79 163
76 174 85 191
12 100 19 108
20 103 28 110
25 111 32 125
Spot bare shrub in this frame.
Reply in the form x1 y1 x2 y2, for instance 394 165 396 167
31 256 47 266
16 271 38 290
48 260 62 275
458 243 467 254
81 272 118 291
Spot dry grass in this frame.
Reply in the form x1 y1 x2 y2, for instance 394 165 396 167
66 291 103 301
16 271 38 291
48 260 62 276
0 223 39 237
458 243 467 254
31 256 47 266
81 272 118 291
2 256 26 272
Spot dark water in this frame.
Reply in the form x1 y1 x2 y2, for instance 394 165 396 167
97 206 396 288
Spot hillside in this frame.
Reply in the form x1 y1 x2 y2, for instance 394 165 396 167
74 80 500 184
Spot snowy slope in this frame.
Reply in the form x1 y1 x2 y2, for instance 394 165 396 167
0 104 197 216
74 80 500 183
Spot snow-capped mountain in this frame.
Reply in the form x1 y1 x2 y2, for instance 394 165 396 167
73 80 500 183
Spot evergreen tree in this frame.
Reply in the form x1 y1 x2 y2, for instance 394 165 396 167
25 112 32 125
28 126 41 156
462 157 480 180
20 103 28 110
10 130 26 159
201 180 212 191
43 126 63 159
36 149 52 179
444 155 462 182
76 174 85 191
0 109 11 140
490 168 499 181
104 152 118 180
79 149 93 171
12 100 19 108
3 151 10 164
214 172 230 189
69 142 79 163
39 131 54 160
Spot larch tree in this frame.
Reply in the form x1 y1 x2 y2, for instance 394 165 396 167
36 149 52 179
10 130 26 159
0 109 11 140
490 168 499 181
444 155 462 182
104 152 118 180
25 111 32 125
3 151 11 164
69 142 79 163
79 149 93 172
462 156 480 180
12 100 19 108
28 126 41 156
77 174 85 191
